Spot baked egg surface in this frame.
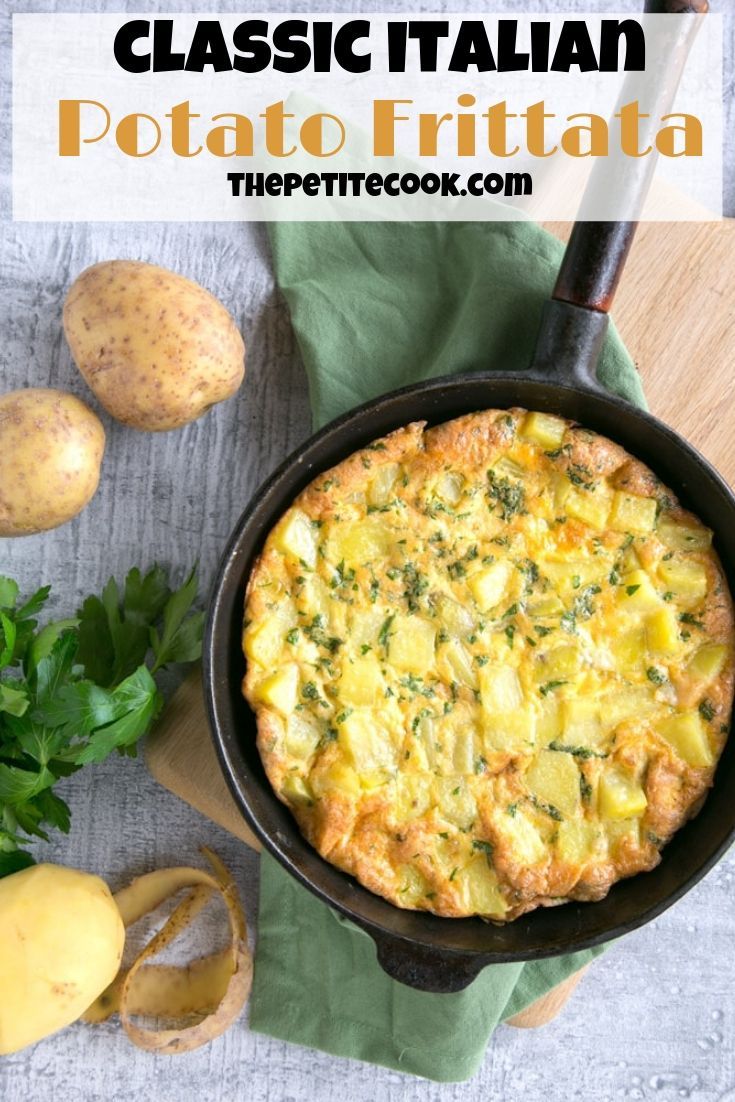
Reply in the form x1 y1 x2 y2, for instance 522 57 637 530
242 409 733 920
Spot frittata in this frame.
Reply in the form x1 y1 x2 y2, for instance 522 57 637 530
242 408 734 921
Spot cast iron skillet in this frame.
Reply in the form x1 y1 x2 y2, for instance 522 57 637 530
205 0 731 993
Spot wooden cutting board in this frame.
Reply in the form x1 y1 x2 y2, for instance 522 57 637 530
145 216 735 1028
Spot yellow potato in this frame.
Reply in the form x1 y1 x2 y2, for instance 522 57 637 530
0 388 105 537
63 260 245 431
0 864 124 1055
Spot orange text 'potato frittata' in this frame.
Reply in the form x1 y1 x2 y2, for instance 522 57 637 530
242 409 734 921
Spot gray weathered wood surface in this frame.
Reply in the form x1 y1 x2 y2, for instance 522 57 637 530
2 1 735 1099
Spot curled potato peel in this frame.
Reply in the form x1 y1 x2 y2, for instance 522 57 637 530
83 847 252 1053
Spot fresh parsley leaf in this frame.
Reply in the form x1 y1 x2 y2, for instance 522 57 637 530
0 566 202 875
73 666 163 765
150 568 203 671
0 577 19 609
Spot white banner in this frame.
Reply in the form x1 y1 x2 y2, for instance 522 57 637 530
12 12 723 222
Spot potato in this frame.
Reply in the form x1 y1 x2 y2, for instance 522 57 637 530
63 260 245 432
0 863 124 1054
0 387 105 537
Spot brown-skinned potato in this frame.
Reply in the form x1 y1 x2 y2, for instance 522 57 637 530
0 387 105 537
63 260 245 432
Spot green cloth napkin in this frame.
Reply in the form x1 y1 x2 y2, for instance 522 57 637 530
249 220 645 1082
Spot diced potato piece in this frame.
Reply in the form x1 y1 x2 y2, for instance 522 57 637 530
563 697 603 747
483 708 536 753
299 576 332 620
433 778 477 829
617 569 661 612
348 607 385 648
521 411 566 450
537 644 581 681
368 462 400 507
598 768 647 819
656 711 714 768
284 713 321 760
281 774 314 805
603 686 658 729
553 474 572 511
328 517 391 566
244 618 285 668
479 664 523 713
557 818 599 864
610 628 646 671
525 749 581 817
687 644 729 684
537 698 563 744
609 492 658 534
436 594 475 637
312 761 362 799
502 810 547 864
437 639 478 689
273 509 318 567
469 562 512 613
341 712 396 773
394 774 433 821
457 856 508 917
657 515 713 552
389 615 436 673
621 543 641 573
564 486 611 530
435 470 465 506
452 727 477 774
397 864 428 906
255 665 299 715
527 593 564 617
492 457 526 481
658 559 707 602
646 607 681 656
338 654 384 706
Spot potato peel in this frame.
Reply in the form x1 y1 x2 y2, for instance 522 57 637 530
83 847 252 1053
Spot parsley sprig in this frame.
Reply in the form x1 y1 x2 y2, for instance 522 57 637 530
0 566 203 876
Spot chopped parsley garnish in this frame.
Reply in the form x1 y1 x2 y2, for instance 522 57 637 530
378 614 395 649
303 614 342 653
360 643 372 655
487 470 525 521
401 562 429 612
579 774 593 802
680 612 704 629
646 667 666 685
548 740 608 760
539 680 568 696
472 839 494 855
529 795 563 821
330 559 355 590
285 628 300 645
626 584 641 596
699 699 715 722
505 624 516 648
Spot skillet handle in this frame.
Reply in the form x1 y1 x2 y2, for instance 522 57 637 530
371 931 486 993
529 0 708 395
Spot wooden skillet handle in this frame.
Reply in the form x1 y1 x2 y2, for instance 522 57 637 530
530 0 708 387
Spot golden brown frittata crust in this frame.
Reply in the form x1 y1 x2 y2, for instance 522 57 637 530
242 408 734 921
